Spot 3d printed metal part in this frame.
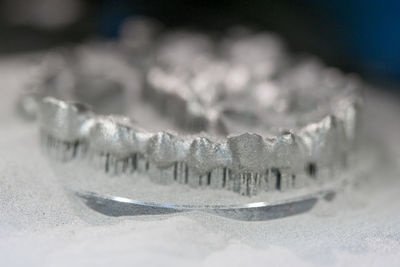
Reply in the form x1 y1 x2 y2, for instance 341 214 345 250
19 20 364 220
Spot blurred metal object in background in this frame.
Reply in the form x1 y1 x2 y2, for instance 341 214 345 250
1 0 83 29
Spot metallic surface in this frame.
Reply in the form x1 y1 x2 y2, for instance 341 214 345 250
19 21 364 217
76 190 335 221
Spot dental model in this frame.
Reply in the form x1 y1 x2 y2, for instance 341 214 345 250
21 22 362 205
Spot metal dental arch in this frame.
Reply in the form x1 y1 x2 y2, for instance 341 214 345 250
19 19 363 220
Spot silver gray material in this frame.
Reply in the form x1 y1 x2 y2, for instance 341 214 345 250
37 91 360 197
24 24 363 201
76 190 335 221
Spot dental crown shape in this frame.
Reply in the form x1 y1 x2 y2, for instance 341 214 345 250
32 25 362 197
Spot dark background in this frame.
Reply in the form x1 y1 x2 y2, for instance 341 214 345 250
1 0 399 92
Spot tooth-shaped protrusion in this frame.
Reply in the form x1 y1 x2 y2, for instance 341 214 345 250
146 132 188 168
131 131 152 154
126 128 153 172
186 137 232 188
335 101 359 143
269 133 306 171
39 97 92 142
313 114 349 171
298 115 342 180
87 116 159 175
89 116 133 157
38 97 92 161
228 133 267 173
187 137 231 175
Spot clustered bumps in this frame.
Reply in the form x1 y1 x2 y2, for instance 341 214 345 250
38 94 360 196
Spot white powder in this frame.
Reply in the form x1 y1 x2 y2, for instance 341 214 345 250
1 56 399 267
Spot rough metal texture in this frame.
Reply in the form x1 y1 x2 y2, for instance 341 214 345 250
38 91 360 196
27 24 363 197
